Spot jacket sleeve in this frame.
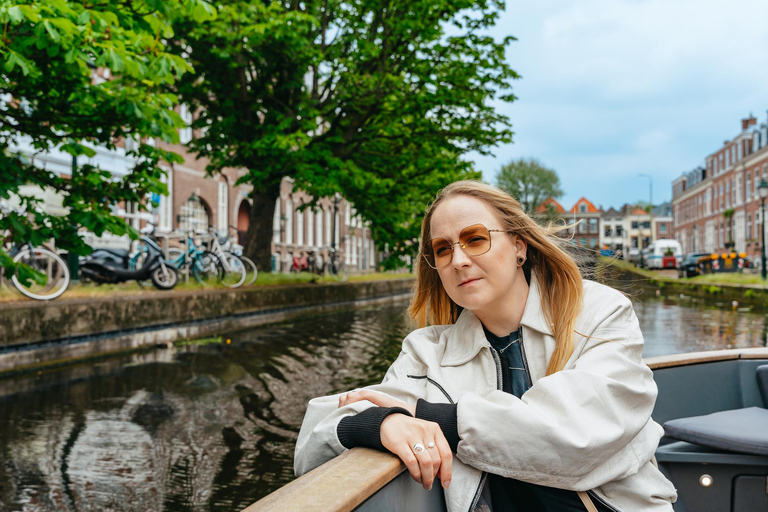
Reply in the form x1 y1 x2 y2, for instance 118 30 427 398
293 349 428 476
455 295 662 491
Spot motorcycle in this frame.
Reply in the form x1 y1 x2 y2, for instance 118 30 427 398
80 225 179 290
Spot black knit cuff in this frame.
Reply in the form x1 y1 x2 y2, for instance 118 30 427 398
415 399 460 452
337 406 413 451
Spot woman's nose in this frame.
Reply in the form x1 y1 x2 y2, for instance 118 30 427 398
451 244 472 268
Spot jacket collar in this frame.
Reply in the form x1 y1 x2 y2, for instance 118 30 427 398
440 273 553 367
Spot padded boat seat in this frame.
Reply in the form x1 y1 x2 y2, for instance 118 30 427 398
663 407 768 456
758 364 768 407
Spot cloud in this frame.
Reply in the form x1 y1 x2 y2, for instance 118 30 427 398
474 0 768 210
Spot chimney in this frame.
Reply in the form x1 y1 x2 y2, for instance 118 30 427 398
742 114 757 131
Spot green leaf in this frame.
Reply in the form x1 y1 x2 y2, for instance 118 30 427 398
107 47 125 72
7 6 23 23
18 5 41 23
43 20 61 42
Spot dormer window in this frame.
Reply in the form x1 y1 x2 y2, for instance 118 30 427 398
579 203 587 213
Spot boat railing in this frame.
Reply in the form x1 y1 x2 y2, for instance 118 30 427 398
242 447 405 512
243 347 768 512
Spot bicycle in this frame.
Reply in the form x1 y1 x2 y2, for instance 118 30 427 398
166 232 223 285
310 246 349 282
0 201 70 300
132 229 223 285
203 228 248 288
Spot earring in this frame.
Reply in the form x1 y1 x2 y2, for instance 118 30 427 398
517 256 526 267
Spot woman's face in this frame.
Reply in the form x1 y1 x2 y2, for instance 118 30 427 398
429 195 528 315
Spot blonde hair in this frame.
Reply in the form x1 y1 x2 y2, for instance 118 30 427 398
408 180 584 376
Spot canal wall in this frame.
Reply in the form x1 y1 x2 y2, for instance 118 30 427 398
599 260 768 308
0 279 414 374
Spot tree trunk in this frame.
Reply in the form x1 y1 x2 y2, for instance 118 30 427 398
244 190 279 272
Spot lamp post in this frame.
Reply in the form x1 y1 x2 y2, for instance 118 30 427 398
638 174 653 248
331 193 340 251
759 179 768 280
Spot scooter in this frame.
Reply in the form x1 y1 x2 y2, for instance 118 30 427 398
80 225 179 290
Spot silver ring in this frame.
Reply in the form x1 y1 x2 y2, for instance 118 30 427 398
413 443 425 453
427 441 435 449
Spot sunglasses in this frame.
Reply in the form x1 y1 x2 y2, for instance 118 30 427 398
423 223 513 270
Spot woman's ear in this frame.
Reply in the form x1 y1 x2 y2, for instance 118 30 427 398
514 235 528 261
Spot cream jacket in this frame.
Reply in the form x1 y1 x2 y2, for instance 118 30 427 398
295 277 678 512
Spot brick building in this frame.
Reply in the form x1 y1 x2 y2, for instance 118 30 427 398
565 197 601 249
672 113 768 260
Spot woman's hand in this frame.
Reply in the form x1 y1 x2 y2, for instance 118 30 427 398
380 413 452 490
337 390 451 490
338 389 416 416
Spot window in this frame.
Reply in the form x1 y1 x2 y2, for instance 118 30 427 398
660 224 667 233
616 225 623 236
747 172 752 200
307 210 314 247
580 238 587 247
643 221 651 229
180 196 209 234
273 201 281 243
334 212 340 246
604 226 612 237
588 218 598 233
296 206 304 245
217 180 228 232
590 238 598 248
748 213 752 240
631 221 638 229
285 199 293 244
315 209 323 247
325 210 331 247
179 104 193 144
579 203 587 213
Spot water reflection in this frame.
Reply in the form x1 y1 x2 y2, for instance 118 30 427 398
633 294 768 357
0 303 413 512
0 295 765 511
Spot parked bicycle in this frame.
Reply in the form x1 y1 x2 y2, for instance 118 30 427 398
164 231 223 286
309 247 349 282
0 201 70 300
202 227 251 288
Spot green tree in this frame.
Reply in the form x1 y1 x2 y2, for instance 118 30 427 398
168 0 517 269
496 158 562 213
0 0 215 278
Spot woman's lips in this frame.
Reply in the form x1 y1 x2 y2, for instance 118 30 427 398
459 278 480 287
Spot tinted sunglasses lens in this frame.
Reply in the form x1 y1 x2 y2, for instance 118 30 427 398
431 238 453 268
460 225 492 256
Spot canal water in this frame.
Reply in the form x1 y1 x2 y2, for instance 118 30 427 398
0 294 766 512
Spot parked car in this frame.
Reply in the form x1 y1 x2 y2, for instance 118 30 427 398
678 252 711 278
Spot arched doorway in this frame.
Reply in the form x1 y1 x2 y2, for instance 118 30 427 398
179 194 211 234
237 200 250 245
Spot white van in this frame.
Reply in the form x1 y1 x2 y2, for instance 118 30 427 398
644 240 683 269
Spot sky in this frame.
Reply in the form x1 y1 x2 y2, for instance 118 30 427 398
469 0 768 211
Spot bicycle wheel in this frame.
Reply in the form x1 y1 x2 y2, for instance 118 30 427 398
238 255 258 285
11 247 71 300
192 250 223 285
329 259 349 282
220 252 246 288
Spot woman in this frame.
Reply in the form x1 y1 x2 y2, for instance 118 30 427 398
294 181 677 511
